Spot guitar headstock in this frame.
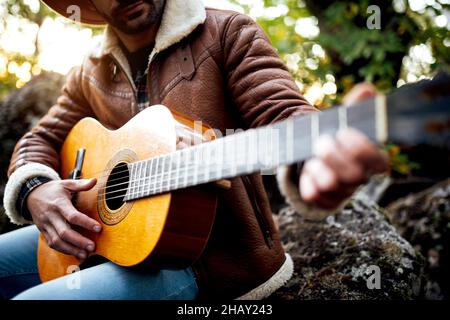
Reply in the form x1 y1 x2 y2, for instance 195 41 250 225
386 72 450 148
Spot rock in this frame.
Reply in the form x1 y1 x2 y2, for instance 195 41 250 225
270 192 425 300
387 178 450 300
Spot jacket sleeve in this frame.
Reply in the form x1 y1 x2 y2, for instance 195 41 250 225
3 65 95 225
222 13 346 220
222 13 317 128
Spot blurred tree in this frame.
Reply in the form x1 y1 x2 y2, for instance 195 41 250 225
232 0 450 106
2 0 449 105
0 0 52 98
0 0 102 99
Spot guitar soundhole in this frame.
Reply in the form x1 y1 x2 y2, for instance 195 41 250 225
105 163 129 211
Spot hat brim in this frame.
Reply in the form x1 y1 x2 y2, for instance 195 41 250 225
41 0 106 26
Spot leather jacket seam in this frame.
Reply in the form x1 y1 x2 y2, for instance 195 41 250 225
82 73 134 99
221 13 241 50
230 36 266 60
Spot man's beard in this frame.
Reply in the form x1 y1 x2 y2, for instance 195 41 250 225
107 0 166 35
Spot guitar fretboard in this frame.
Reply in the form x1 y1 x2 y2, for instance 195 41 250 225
123 98 384 201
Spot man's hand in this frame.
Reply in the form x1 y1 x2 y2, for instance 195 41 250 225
27 178 101 259
299 129 389 209
299 83 389 209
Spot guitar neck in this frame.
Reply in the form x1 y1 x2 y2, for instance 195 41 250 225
124 97 386 202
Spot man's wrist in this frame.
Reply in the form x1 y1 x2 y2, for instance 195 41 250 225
16 176 52 221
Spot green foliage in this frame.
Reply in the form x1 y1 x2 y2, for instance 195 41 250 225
231 0 450 106
385 144 421 176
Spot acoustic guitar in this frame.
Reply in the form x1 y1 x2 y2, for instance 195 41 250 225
38 73 450 282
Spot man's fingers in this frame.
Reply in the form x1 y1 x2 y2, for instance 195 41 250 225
301 128 388 210
313 135 366 185
51 214 96 253
44 225 87 259
342 82 377 106
57 197 102 233
62 178 97 192
303 158 339 193
299 169 351 208
299 171 318 203
336 129 389 174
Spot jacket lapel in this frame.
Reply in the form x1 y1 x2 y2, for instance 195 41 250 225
89 0 206 83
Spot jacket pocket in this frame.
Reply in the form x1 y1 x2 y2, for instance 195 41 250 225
242 176 273 248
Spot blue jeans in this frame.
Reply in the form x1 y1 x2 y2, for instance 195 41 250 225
0 225 198 300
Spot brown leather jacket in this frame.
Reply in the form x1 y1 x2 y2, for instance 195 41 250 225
5 4 316 299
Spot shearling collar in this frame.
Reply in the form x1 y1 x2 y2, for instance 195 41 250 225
89 0 206 89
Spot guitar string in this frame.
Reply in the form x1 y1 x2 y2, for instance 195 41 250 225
77 111 366 200
96 136 380 202
82 139 222 183
91 131 271 190
98 161 250 199
95 149 276 197
94 131 293 196
68 113 344 185
90 143 210 186
65 105 358 183
99 161 254 202
94 121 352 199
96 146 295 201
69 123 290 183
96 119 376 200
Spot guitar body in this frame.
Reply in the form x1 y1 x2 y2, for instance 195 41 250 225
38 105 218 282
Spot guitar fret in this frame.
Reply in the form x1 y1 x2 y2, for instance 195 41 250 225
311 112 319 148
192 148 199 186
138 161 144 198
182 149 188 188
132 163 138 198
126 165 132 199
165 155 172 193
148 160 153 195
160 157 166 193
215 139 224 181
150 158 157 195
227 135 237 178
292 116 311 161
195 147 204 185
125 165 132 200
258 127 269 172
285 119 294 164
339 107 348 131
174 151 181 190
142 161 147 197
134 162 139 198
246 129 257 173
375 94 388 143
203 144 211 183
159 156 165 193
146 159 153 195
347 99 377 140
153 157 159 194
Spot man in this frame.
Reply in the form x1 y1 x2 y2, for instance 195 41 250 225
0 0 387 299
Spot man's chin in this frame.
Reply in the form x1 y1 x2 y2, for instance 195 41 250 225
114 13 156 34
